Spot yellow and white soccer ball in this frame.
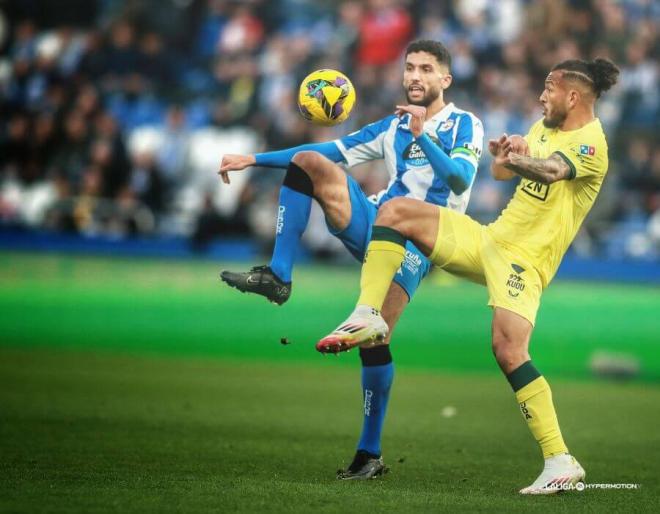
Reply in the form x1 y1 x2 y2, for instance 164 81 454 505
297 69 356 126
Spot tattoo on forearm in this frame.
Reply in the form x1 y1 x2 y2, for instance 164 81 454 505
504 154 570 184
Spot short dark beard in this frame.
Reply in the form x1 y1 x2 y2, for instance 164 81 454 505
406 86 440 107
542 111 566 129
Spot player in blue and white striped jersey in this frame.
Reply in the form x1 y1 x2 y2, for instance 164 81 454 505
219 40 483 479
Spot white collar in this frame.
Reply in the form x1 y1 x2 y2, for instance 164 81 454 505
428 102 455 124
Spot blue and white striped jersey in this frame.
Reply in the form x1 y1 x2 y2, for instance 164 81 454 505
334 102 484 213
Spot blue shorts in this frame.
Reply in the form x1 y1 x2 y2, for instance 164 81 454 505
326 175 432 300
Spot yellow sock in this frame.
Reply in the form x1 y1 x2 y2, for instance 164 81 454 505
509 362 568 458
357 226 406 311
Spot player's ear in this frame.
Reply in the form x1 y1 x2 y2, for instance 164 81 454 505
441 73 453 90
567 89 580 109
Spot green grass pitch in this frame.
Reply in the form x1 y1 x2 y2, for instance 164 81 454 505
1 252 659 512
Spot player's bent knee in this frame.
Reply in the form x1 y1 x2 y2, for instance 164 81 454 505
291 150 343 189
292 150 324 171
492 335 530 372
375 198 408 229
491 331 512 357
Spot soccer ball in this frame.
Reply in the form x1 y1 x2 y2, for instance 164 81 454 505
297 69 356 126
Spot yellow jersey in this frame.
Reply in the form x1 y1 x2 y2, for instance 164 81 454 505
488 118 609 287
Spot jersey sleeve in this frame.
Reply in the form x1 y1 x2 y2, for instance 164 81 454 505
554 131 608 181
334 115 396 167
255 141 345 168
448 113 484 173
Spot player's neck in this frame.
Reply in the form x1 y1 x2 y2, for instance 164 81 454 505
425 98 447 120
559 104 595 131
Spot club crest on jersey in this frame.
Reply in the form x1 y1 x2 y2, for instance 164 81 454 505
439 119 455 131
579 144 595 156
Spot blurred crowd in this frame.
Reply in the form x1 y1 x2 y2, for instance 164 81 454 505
0 0 658 259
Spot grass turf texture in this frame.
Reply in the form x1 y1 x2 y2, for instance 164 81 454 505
1 349 659 513
1 251 659 512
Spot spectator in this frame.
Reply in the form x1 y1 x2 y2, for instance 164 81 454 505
50 109 90 191
128 151 166 215
0 0 656 262
355 0 413 67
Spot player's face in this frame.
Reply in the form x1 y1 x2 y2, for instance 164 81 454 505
540 72 569 128
403 52 451 107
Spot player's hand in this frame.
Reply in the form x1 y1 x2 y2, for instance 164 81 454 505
507 135 529 156
395 104 426 138
489 134 529 159
488 134 508 157
488 134 512 167
218 154 256 184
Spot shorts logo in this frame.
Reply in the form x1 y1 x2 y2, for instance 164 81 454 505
507 264 526 298
396 250 422 277
521 179 549 201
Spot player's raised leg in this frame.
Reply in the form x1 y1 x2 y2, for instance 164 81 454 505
492 308 585 494
317 197 438 350
221 151 351 305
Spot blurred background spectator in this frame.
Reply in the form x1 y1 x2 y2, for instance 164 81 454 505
0 0 658 261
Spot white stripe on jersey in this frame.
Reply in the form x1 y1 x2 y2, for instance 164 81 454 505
379 123 399 204
335 117 397 168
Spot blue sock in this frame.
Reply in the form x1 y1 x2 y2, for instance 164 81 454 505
269 162 313 283
357 346 394 457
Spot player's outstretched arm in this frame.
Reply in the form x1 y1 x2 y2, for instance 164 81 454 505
218 142 345 185
504 153 572 184
218 141 344 184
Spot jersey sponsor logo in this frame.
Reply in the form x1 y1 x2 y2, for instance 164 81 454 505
402 135 441 166
539 134 548 143
439 119 455 131
580 144 595 156
507 264 526 298
521 179 550 201
463 142 482 158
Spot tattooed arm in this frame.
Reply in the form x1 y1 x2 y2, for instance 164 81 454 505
489 134 529 181
504 152 573 184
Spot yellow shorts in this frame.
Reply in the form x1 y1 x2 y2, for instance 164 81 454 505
428 207 542 326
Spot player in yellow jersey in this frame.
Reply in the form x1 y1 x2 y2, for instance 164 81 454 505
316 58 620 494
